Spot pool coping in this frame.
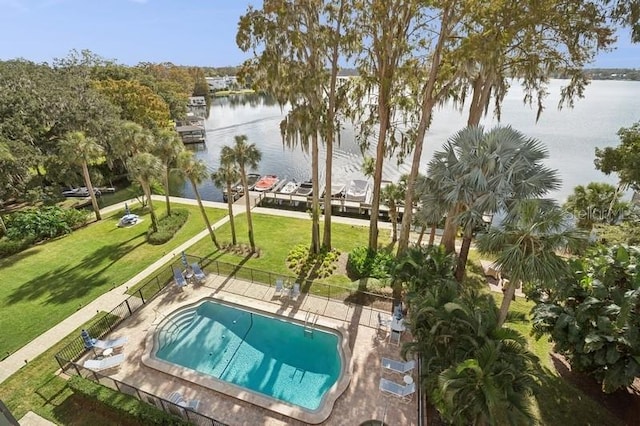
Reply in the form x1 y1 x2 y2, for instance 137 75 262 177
141 296 353 424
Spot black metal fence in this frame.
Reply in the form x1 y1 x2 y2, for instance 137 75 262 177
72 363 227 426
55 252 394 425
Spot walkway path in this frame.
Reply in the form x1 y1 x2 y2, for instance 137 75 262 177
0 194 426 384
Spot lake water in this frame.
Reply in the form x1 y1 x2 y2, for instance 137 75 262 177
173 79 640 203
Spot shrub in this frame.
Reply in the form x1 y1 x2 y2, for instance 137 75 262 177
146 209 189 245
0 236 36 259
347 246 394 279
5 206 89 242
286 244 340 279
67 376 189 425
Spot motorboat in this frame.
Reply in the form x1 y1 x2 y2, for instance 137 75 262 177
345 180 370 202
61 187 101 198
245 173 262 191
279 180 300 194
295 181 314 197
254 175 280 192
224 173 262 200
323 182 346 198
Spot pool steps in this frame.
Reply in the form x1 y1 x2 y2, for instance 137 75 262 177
158 308 199 351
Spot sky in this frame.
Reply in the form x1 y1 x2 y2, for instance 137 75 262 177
0 0 638 68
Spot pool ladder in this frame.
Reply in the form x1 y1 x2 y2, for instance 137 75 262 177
303 310 319 338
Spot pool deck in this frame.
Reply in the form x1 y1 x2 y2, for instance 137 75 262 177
92 273 418 425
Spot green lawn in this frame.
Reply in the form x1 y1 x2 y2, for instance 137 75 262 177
187 212 390 286
0 202 225 357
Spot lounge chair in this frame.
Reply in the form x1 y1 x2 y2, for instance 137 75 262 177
379 377 416 401
191 263 206 283
274 279 284 297
381 357 415 374
290 283 300 300
173 268 187 288
83 353 125 371
167 391 200 411
93 336 128 350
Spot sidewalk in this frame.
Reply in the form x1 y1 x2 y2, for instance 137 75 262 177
0 195 425 384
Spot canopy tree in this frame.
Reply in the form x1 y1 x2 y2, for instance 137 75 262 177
237 0 355 253
176 151 220 250
351 0 426 251
595 121 640 191
221 135 262 252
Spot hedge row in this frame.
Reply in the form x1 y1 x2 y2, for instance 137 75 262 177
146 209 189 245
67 376 190 425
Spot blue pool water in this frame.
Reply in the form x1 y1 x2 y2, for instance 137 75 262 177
155 301 342 410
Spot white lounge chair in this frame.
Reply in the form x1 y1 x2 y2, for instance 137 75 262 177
381 357 415 374
290 283 300 300
379 377 416 401
167 391 199 411
93 336 128 350
83 353 125 371
174 268 186 288
191 263 206 283
274 279 284 297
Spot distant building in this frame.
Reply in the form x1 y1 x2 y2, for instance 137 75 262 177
205 76 238 91
188 96 206 107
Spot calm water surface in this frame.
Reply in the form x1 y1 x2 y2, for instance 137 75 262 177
173 80 640 203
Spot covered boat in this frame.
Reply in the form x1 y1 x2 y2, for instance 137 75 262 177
295 181 314 197
254 175 280 192
345 180 370 203
323 182 346 198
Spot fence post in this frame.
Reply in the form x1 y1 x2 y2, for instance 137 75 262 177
55 355 65 371
216 261 220 275
124 299 133 316
250 268 254 283
156 276 161 292
138 288 145 304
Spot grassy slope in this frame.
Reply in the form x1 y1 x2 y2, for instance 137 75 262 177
0 203 225 356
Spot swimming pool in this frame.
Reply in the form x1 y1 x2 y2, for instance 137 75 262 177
143 298 350 423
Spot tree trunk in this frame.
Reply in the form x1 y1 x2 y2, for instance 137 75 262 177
368 103 390 251
498 280 516 327
396 4 453 257
416 224 426 246
143 182 158 232
164 167 172 216
82 160 102 221
441 206 458 254
241 165 256 252
226 181 237 245
428 224 436 247
192 180 219 249
454 231 473 282
310 133 321 254
322 0 343 252
0 214 6 236
390 203 398 243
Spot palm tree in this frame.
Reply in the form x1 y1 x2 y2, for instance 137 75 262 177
476 199 588 326
153 128 184 216
212 158 240 245
563 182 627 229
176 151 220 250
426 125 560 282
380 181 405 243
414 176 448 247
59 131 104 221
127 153 163 232
221 135 261 252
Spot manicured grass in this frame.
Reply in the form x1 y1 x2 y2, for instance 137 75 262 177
0 313 143 424
0 202 225 357
188 212 390 285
